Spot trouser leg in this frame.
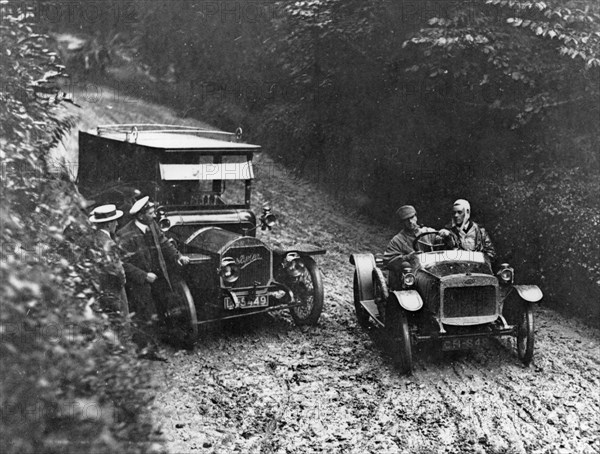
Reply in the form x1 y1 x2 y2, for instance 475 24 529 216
127 283 158 350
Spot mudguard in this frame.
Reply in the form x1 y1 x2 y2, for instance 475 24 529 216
349 253 377 304
514 285 543 303
280 243 326 256
391 290 423 312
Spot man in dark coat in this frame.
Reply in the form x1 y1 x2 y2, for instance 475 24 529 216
383 205 451 290
440 199 496 261
383 205 445 272
89 204 128 318
117 196 190 354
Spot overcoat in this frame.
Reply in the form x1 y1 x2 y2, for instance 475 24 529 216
446 220 496 261
117 220 182 326
383 226 436 271
94 229 126 307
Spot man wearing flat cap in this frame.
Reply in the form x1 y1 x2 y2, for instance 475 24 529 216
117 196 190 352
383 205 441 273
89 204 128 316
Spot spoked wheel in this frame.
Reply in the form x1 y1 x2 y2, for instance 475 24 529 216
353 272 370 329
373 267 389 320
386 299 413 374
516 304 534 366
166 280 198 349
287 256 324 326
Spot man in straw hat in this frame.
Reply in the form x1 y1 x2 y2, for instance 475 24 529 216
117 196 190 356
89 204 128 319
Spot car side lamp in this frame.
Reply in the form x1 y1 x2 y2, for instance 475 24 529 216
283 252 305 278
156 207 171 230
402 266 416 288
497 263 514 285
260 202 277 230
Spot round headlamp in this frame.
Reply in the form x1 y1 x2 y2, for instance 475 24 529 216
283 252 305 278
159 218 171 230
260 203 277 230
497 263 514 284
263 213 277 228
403 272 416 287
220 257 240 284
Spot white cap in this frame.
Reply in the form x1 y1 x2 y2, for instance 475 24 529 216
129 196 155 215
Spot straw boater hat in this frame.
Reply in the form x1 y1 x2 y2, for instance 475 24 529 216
89 204 123 223
129 196 155 215
396 205 417 220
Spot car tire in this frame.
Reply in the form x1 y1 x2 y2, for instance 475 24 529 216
516 303 534 366
373 267 389 320
288 256 324 326
353 272 370 329
167 280 198 350
386 300 413 375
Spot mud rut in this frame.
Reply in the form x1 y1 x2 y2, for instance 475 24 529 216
65 90 600 454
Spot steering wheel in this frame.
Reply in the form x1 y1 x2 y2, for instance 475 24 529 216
412 230 448 252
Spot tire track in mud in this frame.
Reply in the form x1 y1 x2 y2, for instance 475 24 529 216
68 91 600 454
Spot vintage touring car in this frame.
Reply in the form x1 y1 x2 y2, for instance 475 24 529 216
78 124 325 344
350 231 542 373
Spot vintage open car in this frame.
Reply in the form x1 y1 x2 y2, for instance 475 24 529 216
350 231 543 374
78 124 325 345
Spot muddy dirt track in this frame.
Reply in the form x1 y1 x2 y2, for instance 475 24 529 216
65 89 600 454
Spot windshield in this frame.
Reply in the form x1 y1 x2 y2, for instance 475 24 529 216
158 155 251 207
161 179 247 206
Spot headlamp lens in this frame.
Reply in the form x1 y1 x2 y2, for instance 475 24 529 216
500 269 512 282
498 264 513 284
220 258 240 283
284 253 304 277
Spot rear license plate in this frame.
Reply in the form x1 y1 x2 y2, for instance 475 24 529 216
224 295 269 310
442 337 488 351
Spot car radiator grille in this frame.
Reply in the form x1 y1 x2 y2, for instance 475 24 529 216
226 244 271 289
443 286 496 318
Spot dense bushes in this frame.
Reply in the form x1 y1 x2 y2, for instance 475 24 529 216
478 170 600 321
1 3 153 452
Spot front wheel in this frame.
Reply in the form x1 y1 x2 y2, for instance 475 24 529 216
353 272 370 329
386 300 413 374
516 304 534 366
166 280 198 349
287 257 324 326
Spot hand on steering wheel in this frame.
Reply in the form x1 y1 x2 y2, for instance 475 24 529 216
412 230 448 252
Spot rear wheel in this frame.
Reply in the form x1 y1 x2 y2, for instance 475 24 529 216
353 272 370 329
386 300 413 374
288 257 324 326
516 304 534 366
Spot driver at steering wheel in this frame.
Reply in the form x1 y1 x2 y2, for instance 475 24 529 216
383 205 450 272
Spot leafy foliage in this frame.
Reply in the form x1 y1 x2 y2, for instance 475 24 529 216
477 168 600 320
403 0 600 125
1 3 152 452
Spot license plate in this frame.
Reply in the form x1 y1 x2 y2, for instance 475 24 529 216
442 337 488 351
224 295 269 310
